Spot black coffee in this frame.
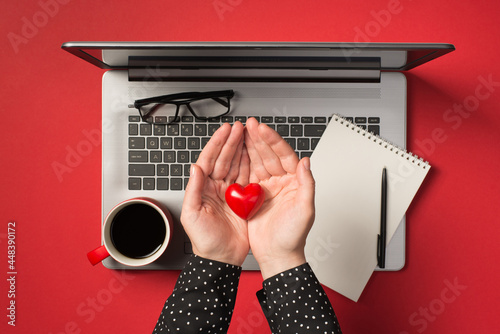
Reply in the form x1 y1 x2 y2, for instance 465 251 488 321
110 203 167 259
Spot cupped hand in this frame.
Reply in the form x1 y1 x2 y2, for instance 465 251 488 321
244 118 316 279
180 122 250 266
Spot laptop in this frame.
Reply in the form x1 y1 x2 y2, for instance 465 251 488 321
62 42 454 270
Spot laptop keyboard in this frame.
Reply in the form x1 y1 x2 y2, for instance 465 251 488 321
128 115 380 191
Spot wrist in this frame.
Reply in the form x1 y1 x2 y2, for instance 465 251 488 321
258 252 307 280
192 247 246 267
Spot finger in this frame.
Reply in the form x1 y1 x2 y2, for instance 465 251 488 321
235 145 250 186
243 122 286 176
244 118 272 180
245 120 287 176
196 123 231 176
259 123 300 174
212 121 244 180
295 157 315 213
182 164 205 212
224 135 244 184
248 161 260 184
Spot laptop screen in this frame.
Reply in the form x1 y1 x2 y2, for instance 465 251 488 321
62 42 454 71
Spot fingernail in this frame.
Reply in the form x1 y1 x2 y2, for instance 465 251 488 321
190 164 195 176
303 157 311 171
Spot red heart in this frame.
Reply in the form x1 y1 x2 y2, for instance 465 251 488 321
225 183 265 220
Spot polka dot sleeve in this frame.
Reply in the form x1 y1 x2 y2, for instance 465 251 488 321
153 254 242 333
256 263 342 333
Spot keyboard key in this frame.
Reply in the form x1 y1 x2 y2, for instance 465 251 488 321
143 178 155 190
129 123 138 135
129 115 141 122
301 116 313 123
275 116 286 123
208 124 220 136
235 116 247 123
140 124 152 135
201 138 210 149
128 178 141 190
311 138 320 150
285 138 296 150
297 138 310 150
174 137 186 149
129 164 155 176
315 117 327 123
157 164 169 176
164 151 176 163
177 151 190 163
249 116 260 122
150 151 162 162
154 124 166 136
184 164 191 176
188 137 200 149
147 137 159 149
300 151 313 159
129 137 145 149
194 124 207 136
181 124 193 136
291 125 303 137
355 117 367 124
154 116 168 124
221 116 234 123
191 151 201 163
182 116 194 122
170 178 183 190
261 116 273 123
171 164 183 176
288 116 300 123
157 178 169 190
168 116 180 123
345 117 354 123
129 151 148 162
368 117 380 124
160 137 172 149
304 125 326 137
368 125 380 135
358 124 367 130
276 124 289 136
167 124 179 136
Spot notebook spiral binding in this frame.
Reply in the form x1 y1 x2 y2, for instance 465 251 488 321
332 114 430 169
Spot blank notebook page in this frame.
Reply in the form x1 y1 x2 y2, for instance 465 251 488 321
305 115 430 302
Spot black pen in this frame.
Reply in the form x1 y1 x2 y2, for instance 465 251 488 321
377 167 387 269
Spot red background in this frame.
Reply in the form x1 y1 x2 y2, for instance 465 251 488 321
1 0 499 333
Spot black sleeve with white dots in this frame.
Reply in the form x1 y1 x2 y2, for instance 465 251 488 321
152 255 242 333
256 263 342 333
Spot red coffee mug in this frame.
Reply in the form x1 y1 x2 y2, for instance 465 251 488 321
87 198 173 266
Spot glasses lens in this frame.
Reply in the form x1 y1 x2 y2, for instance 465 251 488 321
189 97 230 119
139 103 177 124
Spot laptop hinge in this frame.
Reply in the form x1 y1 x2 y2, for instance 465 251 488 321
127 56 381 83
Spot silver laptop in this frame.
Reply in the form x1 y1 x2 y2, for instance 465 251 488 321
62 42 454 270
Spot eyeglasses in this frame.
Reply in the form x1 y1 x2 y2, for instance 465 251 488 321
128 90 235 124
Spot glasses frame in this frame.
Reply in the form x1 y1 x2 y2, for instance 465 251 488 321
129 90 235 124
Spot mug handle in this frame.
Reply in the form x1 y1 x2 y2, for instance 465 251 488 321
87 245 110 265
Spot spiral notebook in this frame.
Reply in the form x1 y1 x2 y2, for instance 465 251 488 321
305 115 430 302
